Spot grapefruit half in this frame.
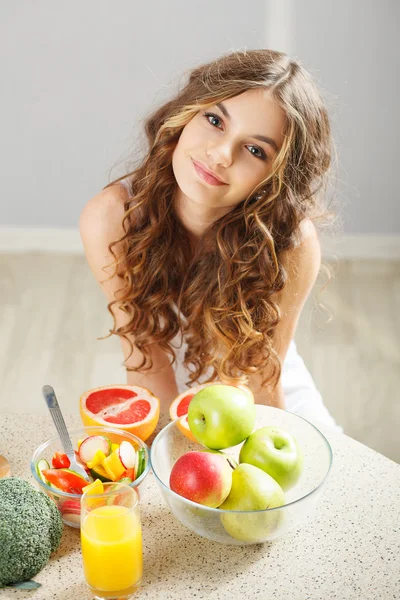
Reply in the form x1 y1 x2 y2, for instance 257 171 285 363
80 385 160 442
169 382 254 442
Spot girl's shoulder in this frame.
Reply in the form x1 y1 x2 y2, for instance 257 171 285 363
277 218 321 302
79 181 131 254
298 217 319 243
281 218 320 269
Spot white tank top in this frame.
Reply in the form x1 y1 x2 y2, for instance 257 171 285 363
117 175 298 370
114 177 343 430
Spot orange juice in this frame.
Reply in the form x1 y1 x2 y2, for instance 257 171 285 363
81 504 142 596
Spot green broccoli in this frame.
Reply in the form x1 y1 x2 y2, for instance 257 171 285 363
0 477 63 587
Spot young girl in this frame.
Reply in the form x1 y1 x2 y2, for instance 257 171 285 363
80 49 343 433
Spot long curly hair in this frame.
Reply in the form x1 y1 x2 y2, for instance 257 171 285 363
103 48 335 390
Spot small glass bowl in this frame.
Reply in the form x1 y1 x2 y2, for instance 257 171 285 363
31 426 150 528
150 405 333 545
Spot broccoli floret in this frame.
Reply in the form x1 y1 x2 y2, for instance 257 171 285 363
0 477 63 586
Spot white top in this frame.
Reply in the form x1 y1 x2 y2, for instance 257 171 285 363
116 176 342 432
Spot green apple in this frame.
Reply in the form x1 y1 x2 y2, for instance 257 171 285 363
239 426 303 491
187 384 256 450
219 463 285 543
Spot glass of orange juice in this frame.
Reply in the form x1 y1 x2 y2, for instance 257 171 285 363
81 482 143 599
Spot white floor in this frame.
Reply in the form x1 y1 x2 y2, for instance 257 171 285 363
0 253 398 463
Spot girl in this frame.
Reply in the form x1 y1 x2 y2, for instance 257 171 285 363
80 49 343 433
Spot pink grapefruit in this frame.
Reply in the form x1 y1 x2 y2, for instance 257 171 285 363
80 385 160 442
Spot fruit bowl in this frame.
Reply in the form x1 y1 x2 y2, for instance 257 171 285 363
30 426 150 528
150 405 333 545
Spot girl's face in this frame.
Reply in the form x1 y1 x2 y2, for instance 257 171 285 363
172 88 286 212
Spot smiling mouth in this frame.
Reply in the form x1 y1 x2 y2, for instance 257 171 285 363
192 159 227 186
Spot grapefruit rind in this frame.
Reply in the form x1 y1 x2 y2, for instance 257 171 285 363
80 384 160 442
176 415 198 443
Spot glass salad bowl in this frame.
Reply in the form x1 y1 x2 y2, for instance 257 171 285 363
31 426 150 528
150 405 333 545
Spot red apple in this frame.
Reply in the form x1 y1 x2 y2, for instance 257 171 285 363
169 451 233 508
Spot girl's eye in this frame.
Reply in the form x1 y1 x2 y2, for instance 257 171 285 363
203 112 223 129
247 146 266 160
202 112 268 161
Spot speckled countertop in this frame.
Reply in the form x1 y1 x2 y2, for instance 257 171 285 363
1 412 399 600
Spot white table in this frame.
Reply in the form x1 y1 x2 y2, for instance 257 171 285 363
1 412 399 600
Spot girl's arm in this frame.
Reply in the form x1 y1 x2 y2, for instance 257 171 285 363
79 185 179 414
249 218 322 408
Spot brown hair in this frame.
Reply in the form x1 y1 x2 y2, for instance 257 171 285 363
103 49 336 389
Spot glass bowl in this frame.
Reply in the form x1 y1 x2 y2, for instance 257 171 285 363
31 426 150 528
150 405 333 545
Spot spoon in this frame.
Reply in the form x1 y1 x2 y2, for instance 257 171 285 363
42 385 90 481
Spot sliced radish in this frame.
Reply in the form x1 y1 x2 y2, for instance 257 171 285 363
118 441 136 469
63 513 81 525
79 435 111 464
59 498 81 515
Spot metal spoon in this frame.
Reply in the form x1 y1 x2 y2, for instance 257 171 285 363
42 385 90 481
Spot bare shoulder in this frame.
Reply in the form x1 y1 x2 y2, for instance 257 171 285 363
280 218 321 277
79 182 130 244
298 217 320 250
79 182 133 289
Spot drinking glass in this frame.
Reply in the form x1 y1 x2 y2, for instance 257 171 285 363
81 482 142 599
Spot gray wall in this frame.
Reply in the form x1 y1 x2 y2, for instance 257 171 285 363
1 1 399 233
290 0 400 235
0 1 266 229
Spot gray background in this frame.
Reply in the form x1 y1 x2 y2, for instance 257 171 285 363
1 0 399 233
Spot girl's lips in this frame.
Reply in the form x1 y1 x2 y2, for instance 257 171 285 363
192 160 227 186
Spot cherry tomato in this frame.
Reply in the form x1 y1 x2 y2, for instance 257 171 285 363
118 467 135 481
51 452 71 469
